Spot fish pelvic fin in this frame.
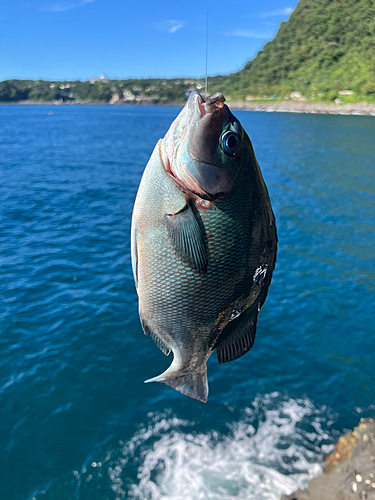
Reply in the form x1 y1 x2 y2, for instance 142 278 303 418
215 300 259 364
144 356 208 403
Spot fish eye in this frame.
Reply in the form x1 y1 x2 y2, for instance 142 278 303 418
221 131 240 156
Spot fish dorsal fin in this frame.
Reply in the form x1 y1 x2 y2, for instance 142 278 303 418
215 301 259 364
165 202 208 274
140 316 171 356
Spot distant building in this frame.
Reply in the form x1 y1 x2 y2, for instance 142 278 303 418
290 91 303 100
145 86 159 92
90 74 109 84
123 90 136 101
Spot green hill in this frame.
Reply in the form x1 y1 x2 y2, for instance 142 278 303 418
0 77 195 104
211 0 375 102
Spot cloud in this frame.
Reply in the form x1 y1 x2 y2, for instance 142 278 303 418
157 20 183 34
225 29 273 39
260 7 293 18
35 0 94 12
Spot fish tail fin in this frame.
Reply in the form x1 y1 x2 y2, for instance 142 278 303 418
145 358 208 403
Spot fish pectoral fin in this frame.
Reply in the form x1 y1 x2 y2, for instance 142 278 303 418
140 316 171 356
215 301 259 364
165 202 208 274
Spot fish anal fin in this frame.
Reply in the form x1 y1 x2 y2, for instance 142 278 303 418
140 317 171 356
165 202 208 274
215 302 259 364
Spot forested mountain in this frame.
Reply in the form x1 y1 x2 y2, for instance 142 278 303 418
1 0 375 103
211 0 375 101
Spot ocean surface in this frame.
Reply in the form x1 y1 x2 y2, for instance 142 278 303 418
0 104 374 500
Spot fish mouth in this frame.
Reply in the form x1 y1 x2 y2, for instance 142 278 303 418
189 91 226 118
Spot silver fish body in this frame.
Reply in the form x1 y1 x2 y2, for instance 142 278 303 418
131 92 277 402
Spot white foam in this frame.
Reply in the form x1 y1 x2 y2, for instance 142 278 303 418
97 394 335 500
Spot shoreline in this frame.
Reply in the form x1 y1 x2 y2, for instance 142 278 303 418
229 100 375 116
1 100 375 116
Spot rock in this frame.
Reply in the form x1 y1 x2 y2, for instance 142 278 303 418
324 432 358 473
281 418 375 500
109 93 120 105
230 100 375 116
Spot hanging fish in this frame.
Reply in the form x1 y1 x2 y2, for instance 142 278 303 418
131 92 277 402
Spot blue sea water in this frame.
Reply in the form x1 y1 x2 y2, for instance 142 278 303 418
0 104 374 500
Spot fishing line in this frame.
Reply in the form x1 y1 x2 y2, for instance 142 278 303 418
205 0 209 97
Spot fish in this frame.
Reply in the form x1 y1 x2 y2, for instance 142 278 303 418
131 91 277 402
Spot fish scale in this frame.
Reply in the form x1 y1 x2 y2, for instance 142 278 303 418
131 91 277 402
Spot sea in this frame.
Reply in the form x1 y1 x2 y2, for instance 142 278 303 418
1 104 374 500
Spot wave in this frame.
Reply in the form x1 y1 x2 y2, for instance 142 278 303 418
72 393 337 500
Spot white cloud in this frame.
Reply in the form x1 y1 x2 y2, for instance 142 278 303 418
157 20 183 34
260 7 293 18
35 0 94 12
225 29 273 39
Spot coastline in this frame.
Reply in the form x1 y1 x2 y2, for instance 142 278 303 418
229 100 375 116
1 99 375 116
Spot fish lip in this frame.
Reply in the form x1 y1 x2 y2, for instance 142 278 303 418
188 90 226 117
187 91 207 118
205 92 225 105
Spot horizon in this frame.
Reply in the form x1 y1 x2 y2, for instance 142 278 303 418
1 0 297 82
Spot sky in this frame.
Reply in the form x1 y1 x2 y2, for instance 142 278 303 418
0 0 300 81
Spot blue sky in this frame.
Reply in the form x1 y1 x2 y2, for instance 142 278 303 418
1 0 299 81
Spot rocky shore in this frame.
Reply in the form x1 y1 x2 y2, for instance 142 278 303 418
2 99 375 116
281 418 375 500
230 100 375 116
